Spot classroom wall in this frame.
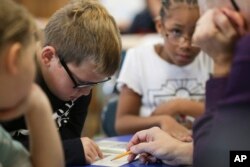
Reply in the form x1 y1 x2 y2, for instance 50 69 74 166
14 0 69 18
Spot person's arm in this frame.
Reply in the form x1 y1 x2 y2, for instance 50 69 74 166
127 127 193 166
152 99 204 118
192 36 250 167
5 92 102 165
220 36 250 105
24 84 64 167
115 85 191 140
115 84 143 134
62 139 85 165
191 8 248 167
58 93 102 165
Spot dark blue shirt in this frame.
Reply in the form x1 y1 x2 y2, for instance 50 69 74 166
193 35 250 167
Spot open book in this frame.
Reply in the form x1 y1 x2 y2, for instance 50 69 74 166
92 140 130 166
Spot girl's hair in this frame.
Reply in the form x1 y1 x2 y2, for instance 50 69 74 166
160 0 198 19
0 0 36 51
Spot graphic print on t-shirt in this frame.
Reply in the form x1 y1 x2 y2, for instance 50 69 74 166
10 100 75 138
53 100 75 128
148 78 205 106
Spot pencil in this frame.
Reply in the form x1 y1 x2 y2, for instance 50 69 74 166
111 150 132 161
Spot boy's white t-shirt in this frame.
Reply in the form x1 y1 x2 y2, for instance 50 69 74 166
117 44 213 117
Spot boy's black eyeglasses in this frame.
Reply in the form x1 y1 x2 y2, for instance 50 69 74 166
59 57 111 89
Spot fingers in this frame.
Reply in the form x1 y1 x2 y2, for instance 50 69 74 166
127 127 191 166
192 7 240 64
139 153 157 164
127 133 143 149
97 147 103 159
180 135 193 143
128 149 158 164
128 136 157 163
81 137 103 164
127 127 161 162
194 8 244 49
127 154 137 162
213 9 238 41
130 142 153 154
127 128 152 149
127 127 161 151
221 8 247 35
192 9 215 47
127 130 148 162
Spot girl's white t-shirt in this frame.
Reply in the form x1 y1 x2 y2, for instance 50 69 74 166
117 44 213 117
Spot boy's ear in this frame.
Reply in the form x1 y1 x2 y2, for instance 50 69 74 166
5 43 22 75
41 46 57 67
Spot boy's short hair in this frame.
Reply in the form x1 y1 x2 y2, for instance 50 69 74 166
0 0 36 52
44 0 122 76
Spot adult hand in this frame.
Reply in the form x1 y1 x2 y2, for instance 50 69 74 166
81 137 103 164
127 127 193 166
193 8 245 77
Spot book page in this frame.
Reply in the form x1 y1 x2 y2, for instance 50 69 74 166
92 152 129 166
97 140 128 154
92 140 130 166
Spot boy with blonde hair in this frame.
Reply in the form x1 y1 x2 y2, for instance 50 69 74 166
2 0 121 165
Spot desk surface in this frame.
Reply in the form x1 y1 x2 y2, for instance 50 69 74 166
71 135 181 167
